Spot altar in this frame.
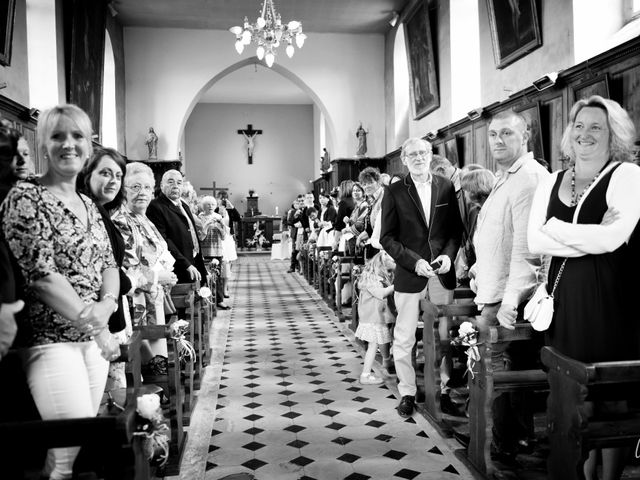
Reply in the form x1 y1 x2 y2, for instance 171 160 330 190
238 216 282 250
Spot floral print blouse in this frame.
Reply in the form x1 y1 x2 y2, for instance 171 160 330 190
1 180 116 347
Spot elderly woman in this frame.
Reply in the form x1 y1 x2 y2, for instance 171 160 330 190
528 96 640 480
198 195 229 307
1 104 119 479
78 147 133 388
112 162 177 361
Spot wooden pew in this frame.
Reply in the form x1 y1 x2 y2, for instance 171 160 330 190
0 331 151 480
135 323 187 476
541 347 640 480
467 322 547 477
334 255 355 322
348 257 365 332
422 302 480 423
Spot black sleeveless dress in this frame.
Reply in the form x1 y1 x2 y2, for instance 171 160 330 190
546 165 640 363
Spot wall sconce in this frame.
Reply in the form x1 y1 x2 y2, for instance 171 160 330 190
389 11 399 27
532 71 559 91
28 108 40 120
467 108 484 121
425 130 438 141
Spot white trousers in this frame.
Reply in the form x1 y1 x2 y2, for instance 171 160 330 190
393 277 453 397
20 341 109 480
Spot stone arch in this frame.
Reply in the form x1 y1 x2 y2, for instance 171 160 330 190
177 57 337 163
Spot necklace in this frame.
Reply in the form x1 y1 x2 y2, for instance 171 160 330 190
570 164 604 206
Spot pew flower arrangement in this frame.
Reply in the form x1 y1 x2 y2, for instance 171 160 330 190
170 319 196 364
197 285 214 306
133 393 170 466
451 321 481 378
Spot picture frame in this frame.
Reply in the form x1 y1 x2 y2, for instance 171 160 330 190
0 0 16 66
404 0 439 120
444 137 460 167
571 73 610 102
515 102 545 161
486 0 542 69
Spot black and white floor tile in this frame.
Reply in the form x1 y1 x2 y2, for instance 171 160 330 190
178 256 475 480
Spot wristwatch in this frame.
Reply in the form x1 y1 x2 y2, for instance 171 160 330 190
102 293 119 312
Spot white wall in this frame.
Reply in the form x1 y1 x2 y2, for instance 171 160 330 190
184 103 314 217
124 28 385 162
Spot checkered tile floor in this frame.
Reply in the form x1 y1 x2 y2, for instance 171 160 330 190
202 256 474 480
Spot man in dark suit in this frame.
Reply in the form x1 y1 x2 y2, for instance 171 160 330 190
147 170 229 309
381 137 463 417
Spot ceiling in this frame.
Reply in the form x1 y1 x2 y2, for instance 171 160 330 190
112 0 410 34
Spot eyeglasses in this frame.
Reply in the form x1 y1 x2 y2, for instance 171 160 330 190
126 184 153 193
405 150 431 159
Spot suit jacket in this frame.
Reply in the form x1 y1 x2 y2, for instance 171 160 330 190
147 194 207 283
380 173 462 293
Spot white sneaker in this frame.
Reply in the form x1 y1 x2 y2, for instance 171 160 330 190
359 373 383 385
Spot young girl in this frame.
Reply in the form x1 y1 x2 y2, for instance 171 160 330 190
355 251 395 384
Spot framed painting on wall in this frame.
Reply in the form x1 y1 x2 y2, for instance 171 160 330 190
486 0 542 69
404 0 439 120
515 102 545 162
444 137 460 167
0 0 16 66
571 74 610 101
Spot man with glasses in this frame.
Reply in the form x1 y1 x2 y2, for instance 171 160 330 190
380 137 463 418
147 169 211 291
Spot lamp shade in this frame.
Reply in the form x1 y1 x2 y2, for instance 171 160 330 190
286 44 294 58
265 51 275 68
235 40 245 54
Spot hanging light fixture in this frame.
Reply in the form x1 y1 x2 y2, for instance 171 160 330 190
229 0 306 67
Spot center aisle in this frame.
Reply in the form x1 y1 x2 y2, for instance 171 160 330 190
201 256 474 480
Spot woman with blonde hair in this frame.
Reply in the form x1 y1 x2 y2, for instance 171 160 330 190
528 96 640 480
1 104 119 479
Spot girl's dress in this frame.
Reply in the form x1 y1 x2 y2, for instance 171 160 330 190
546 164 640 363
355 280 394 344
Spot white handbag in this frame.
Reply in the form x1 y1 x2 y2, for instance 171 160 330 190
524 258 567 332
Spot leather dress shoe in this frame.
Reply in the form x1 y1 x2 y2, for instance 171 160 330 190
217 303 231 310
397 395 415 418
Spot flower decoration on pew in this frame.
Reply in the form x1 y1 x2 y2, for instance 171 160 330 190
133 393 170 466
197 286 214 306
451 321 481 378
170 319 196 364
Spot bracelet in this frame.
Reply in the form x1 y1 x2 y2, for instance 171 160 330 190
102 293 119 312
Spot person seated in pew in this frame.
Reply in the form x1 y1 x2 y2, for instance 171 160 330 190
111 162 177 365
341 182 368 257
471 109 549 463
528 96 640 480
77 147 134 390
1 104 120 480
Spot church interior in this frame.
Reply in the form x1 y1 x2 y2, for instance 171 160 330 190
2 0 640 479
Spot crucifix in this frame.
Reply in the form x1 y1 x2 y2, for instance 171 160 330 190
199 180 229 198
237 124 263 164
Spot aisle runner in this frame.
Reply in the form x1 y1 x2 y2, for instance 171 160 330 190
205 257 471 480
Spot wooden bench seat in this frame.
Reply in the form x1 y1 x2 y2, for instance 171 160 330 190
0 331 151 480
541 346 640 479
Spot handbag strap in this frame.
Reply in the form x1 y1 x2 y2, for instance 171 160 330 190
550 258 568 296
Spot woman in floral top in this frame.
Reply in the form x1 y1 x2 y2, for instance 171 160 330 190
1 104 119 480
111 161 176 361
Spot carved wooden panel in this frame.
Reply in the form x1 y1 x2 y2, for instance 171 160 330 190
473 123 489 170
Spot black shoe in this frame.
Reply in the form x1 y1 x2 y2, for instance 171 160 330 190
287 268 296 273
217 303 231 310
223 294 230 298
440 393 464 417
397 395 415 417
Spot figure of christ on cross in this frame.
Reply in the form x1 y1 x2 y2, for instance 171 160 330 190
237 124 263 164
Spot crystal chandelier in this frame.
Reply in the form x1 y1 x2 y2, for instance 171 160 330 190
229 0 306 68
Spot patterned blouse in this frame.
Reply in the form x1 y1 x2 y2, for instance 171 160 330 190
198 213 226 258
1 180 116 347
111 206 175 326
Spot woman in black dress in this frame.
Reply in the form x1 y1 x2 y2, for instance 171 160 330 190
528 95 640 480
